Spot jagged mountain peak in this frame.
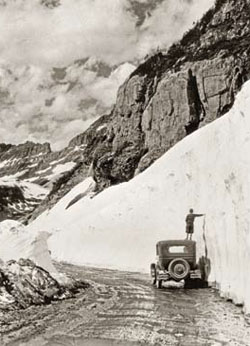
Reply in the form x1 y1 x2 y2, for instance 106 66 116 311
0 141 51 159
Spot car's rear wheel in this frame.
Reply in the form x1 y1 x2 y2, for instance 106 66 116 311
168 258 190 281
150 263 156 285
198 256 210 282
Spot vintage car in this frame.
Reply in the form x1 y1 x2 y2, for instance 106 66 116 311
150 240 207 288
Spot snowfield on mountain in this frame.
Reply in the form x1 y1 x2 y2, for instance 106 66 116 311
1 79 250 312
0 176 49 219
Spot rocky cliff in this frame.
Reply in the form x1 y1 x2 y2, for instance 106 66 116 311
43 0 250 196
91 0 250 190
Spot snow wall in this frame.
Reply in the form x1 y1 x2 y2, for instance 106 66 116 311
0 220 61 279
3 81 250 312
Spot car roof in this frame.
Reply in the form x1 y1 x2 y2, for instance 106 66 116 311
156 240 196 247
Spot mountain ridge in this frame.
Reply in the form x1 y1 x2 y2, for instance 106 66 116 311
1 0 250 221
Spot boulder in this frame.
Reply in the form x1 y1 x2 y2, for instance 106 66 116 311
0 258 89 309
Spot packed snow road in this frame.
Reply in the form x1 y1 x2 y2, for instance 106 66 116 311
1 263 250 346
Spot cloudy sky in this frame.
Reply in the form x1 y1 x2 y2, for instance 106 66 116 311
0 0 214 150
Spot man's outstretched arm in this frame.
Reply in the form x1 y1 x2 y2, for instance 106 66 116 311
194 213 205 217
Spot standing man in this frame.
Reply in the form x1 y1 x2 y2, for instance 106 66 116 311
185 208 204 240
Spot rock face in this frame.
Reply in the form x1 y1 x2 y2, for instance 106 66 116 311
0 141 51 179
90 0 250 189
0 258 89 309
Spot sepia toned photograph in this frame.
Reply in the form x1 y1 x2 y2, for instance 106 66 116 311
0 0 250 345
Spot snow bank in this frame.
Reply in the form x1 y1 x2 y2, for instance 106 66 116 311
27 81 250 312
32 177 96 229
0 220 58 278
3 81 250 312
0 178 96 282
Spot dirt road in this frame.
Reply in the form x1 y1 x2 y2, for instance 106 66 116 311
1 263 250 346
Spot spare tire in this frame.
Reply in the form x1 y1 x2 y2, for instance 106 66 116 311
168 258 190 281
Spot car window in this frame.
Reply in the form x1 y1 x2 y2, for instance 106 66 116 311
168 246 188 253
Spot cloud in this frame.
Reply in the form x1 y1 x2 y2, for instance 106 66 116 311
0 0 215 67
0 0 136 66
137 0 215 57
0 61 136 150
0 0 215 150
